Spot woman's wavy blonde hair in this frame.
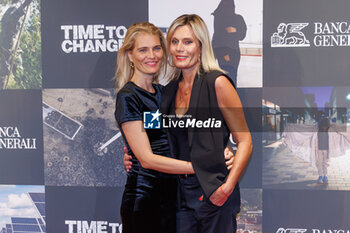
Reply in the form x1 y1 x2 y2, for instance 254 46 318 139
166 14 225 81
115 22 168 90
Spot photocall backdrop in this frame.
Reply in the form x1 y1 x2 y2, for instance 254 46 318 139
0 0 349 232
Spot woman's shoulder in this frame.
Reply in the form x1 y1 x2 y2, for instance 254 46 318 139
204 70 225 77
116 82 138 100
203 70 233 84
201 70 236 91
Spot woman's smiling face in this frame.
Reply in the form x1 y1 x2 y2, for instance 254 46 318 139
169 25 201 72
128 32 164 78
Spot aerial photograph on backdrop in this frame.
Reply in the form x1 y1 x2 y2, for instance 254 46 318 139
149 0 262 88
0 0 41 89
263 86 350 190
42 89 126 187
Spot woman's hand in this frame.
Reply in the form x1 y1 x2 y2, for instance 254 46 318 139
209 183 233 206
123 146 132 172
224 146 234 170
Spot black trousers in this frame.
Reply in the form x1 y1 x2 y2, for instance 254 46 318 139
121 171 177 233
176 175 239 233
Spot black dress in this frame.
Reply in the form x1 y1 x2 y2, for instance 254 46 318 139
115 81 176 233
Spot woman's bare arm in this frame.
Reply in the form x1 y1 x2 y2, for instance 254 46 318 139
121 120 194 174
123 142 234 172
209 75 253 206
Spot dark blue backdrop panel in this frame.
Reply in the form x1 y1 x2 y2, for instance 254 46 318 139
263 189 350 231
236 88 262 188
239 132 262 189
0 90 44 184
46 186 123 233
263 0 350 86
41 0 148 88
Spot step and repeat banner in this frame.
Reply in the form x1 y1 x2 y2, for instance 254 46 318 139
0 0 349 232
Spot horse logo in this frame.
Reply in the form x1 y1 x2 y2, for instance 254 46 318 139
271 23 310 47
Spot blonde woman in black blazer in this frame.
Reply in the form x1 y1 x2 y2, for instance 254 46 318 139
162 14 252 233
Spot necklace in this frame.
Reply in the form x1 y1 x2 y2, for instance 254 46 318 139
180 82 192 96
175 81 192 116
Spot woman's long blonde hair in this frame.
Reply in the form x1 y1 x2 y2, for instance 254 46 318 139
115 22 168 90
166 14 225 81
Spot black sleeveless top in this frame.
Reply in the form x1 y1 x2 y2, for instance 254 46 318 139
115 81 172 174
167 100 191 162
161 71 240 202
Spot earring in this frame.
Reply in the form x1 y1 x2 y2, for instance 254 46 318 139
130 62 134 69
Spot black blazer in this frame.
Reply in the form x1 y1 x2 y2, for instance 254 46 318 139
161 70 240 206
